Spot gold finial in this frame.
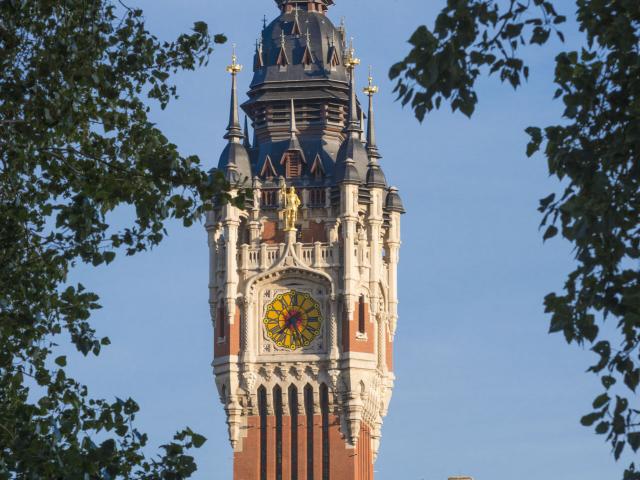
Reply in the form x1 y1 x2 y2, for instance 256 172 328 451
306 28 311 45
281 30 286 48
345 37 360 69
226 44 243 74
363 66 378 96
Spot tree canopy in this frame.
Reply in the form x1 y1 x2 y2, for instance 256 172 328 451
391 0 640 476
0 0 236 477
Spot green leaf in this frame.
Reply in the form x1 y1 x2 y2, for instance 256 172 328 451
595 421 610 434
581 411 604 427
629 433 640 452
592 393 610 409
543 225 558 241
55 356 67 367
191 433 207 448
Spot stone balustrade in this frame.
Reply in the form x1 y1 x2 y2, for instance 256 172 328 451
236 242 339 272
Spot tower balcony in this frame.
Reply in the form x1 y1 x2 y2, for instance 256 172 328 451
237 241 339 273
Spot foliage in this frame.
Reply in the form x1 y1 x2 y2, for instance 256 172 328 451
391 0 640 475
0 0 235 477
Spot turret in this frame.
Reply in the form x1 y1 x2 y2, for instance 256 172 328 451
216 46 252 183
336 41 368 181
363 68 387 188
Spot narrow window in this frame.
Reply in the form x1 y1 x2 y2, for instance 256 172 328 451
320 384 330 480
358 295 366 335
289 385 299 480
259 386 268 480
274 386 283 480
305 384 314 480
261 189 279 208
218 300 225 339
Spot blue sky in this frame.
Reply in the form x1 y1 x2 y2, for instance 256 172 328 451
65 1 626 479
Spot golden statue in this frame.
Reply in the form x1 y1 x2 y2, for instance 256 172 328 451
280 184 301 232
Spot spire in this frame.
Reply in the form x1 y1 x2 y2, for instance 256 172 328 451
345 38 361 137
243 116 252 149
277 30 289 67
363 66 381 160
289 98 298 137
302 28 314 67
224 44 244 142
363 67 386 187
291 6 302 36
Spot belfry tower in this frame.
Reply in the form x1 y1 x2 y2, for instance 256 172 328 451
206 1 404 478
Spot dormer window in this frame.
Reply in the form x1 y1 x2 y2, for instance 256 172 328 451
260 155 277 179
302 46 314 70
310 154 325 181
283 151 302 178
328 46 340 71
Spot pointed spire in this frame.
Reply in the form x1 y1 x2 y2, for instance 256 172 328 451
339 17 348 59
302 28 314 67
363 66 381 159
262 15 268 30
224 44 244 142
291 6 302 36
277 31 289 67
243 116 252 149
345 38 361 137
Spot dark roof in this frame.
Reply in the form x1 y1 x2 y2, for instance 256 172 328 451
336 135 368 179
251 10 348 87
385 187 406 213
366 162 387 188
217 142 252 183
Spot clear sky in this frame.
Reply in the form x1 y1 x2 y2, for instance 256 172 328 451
64 1 625 479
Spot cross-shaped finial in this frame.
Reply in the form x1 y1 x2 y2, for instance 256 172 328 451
226 43 242 74
363 66 379 96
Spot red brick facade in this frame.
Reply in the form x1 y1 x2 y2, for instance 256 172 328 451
342 300 375 355
233 413 374 480
214 302 241 358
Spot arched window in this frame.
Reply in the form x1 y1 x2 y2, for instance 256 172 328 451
358 295 366 335
217 300 225 339
258 386 268 480
274 385 283 480
289 385 299 480
320 384 330 480
304 384 314 480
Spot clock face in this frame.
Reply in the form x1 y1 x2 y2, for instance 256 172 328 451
263 290 323 351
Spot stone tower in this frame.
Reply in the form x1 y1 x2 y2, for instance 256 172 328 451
206 1 404 478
